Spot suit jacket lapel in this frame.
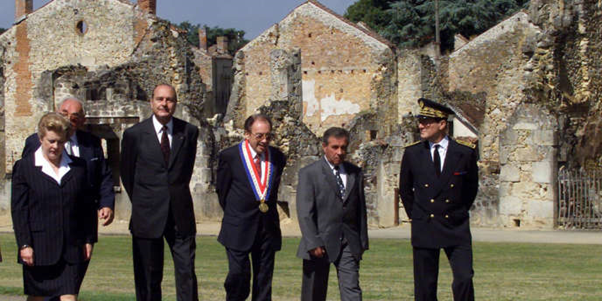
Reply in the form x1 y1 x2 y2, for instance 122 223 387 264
60 166 75 187
320 158 342 199
439 140 461 185
343 162 356 202
33 165 60 186
142 118 166 167
168 119 185 169
419 141 438 179
75 131 92 160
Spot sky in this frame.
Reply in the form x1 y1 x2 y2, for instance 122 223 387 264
0 0 357 40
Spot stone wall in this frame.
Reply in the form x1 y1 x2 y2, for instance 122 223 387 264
231 1 396 136
397 51 422 120
0 0 141 174
447 12 541 165
499 104 557 228
0 1 214 221
527 0 602 169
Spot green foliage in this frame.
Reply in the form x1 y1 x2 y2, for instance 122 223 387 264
346 0 529 52
0 28 6 35
177 21 248 55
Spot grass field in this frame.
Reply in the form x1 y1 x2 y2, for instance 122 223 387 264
0 234 600 300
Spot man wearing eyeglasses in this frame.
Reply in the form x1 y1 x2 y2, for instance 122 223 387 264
21 97 115 301
399 98 479 301
216 114 286 301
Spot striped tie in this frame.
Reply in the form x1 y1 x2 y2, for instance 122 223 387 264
334 165 345 198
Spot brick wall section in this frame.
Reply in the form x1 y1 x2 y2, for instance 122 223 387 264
14 22 33 117
138 0 156 15
237 3 394 135
15 0 33 20
134 16 149 49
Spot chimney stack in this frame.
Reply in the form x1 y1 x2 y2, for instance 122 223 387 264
138 0 157 15
198 27 208 51
15 0 33 21
217 36 229 54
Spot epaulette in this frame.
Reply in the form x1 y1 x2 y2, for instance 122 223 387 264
404 141 421 148
456 139 476 149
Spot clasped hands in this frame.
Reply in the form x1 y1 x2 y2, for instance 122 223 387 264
309 246 326 258
20 243 93 266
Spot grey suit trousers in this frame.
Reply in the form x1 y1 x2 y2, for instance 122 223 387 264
301 242 362 301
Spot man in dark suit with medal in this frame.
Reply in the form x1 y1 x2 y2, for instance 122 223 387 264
296 127 369 301
399 98 479 301
216 114 286 301
121 84 199 301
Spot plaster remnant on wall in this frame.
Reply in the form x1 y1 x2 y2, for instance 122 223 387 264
302 79 360 122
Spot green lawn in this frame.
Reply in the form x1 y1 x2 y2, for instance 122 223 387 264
0 234 601 300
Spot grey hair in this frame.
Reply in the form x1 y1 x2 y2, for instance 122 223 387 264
57 96 86 115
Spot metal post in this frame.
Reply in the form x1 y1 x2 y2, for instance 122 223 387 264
435 0 441 63
394 188 400 226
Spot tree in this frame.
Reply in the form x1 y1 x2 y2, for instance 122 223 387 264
345 0 397 32
177 21 248 55
346 0 529 52
0 28 6 35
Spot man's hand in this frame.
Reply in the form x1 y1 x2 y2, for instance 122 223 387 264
309 247 326 258
98 207 114 226
84 243 93 261
20 247 34 266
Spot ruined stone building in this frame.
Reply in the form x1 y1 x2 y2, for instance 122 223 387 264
224 0 602 230
0 0 221 220
1 0 600 230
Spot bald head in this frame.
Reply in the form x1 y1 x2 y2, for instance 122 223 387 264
57 97 86 136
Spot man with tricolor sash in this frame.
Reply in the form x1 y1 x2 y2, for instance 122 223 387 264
216 114 287 301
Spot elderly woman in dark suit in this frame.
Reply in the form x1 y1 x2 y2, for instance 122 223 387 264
11 112 95 301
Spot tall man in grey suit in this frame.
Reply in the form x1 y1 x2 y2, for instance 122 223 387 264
121 84 199 301
296 127 369 301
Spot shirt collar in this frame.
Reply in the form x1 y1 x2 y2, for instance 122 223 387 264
429 136 449 150
152 115 173 134
245 140 265 159
324 156 345 173
34 146 72 168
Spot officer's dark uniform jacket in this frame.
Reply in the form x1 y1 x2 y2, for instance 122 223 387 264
399 138 478 248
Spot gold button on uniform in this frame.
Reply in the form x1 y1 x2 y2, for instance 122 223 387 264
430 199 435 203
450 184 454 188
445 199 450 203
430 214 434 218
445 215 449 218
425 184 429 187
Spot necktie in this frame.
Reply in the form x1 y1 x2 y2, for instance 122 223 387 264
433 144 441 177
254 155 262 179
334 165 345 198
160 126 170 164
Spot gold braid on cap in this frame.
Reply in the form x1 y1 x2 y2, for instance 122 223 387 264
419 100 449 119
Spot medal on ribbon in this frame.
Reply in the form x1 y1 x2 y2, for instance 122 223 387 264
239 141 274 213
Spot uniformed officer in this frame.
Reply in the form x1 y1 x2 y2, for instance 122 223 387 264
399 98 478 301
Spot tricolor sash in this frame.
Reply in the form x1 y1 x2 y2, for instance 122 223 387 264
239 140 274 202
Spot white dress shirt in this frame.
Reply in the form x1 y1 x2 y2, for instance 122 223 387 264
324 156 347 189
429 136 449 172
152 115 173 147
65 134 80 157
34 147 72 184
248 144 266 183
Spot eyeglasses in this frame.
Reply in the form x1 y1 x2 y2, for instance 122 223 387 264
251 133 274 140
60 111 84 120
